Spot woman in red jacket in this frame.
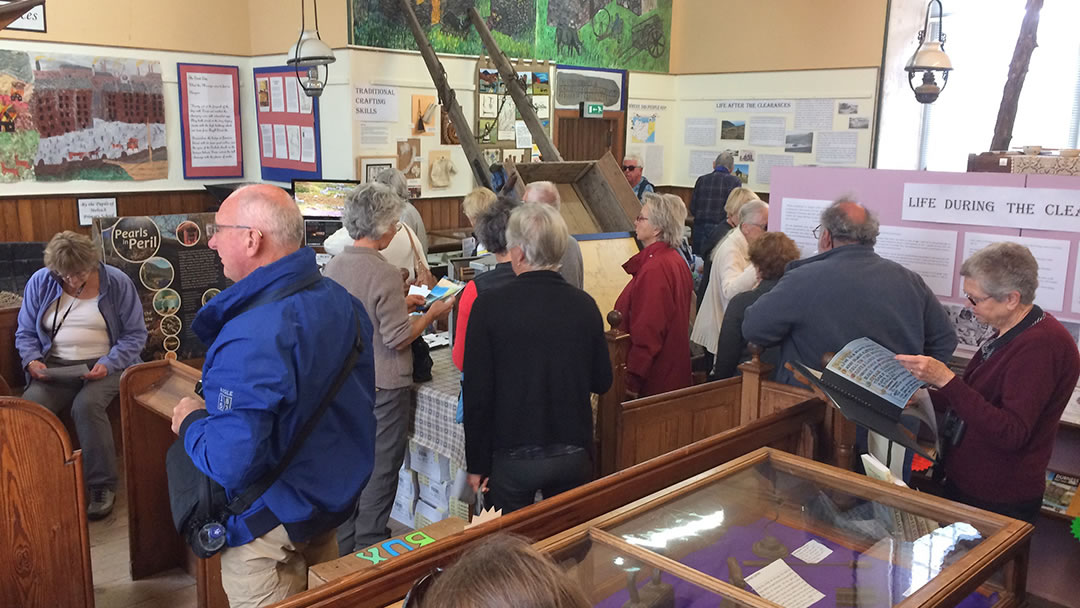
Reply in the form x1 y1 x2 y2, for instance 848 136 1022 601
614 192 694 397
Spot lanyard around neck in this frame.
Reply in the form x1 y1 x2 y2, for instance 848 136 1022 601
50 282 86 342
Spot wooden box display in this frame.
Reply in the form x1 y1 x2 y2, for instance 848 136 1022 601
538 448 1031 608
507 151 641 235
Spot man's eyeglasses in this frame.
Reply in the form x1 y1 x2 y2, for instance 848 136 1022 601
402 567 443 608
622 165 640 172
964 292 993 307
206 223 261 238
812 224 823 239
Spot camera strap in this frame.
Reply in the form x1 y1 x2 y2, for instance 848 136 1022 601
223 318 366 518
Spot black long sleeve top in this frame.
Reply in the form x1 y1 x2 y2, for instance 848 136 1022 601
462 271 613 476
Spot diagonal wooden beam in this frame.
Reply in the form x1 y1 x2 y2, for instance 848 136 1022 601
0 0 44 31
990 0 1043 152
397 0 492 189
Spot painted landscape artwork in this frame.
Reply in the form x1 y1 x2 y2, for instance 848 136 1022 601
349 0 672 73
0 51 167 183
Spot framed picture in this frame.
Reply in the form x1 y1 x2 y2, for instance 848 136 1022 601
178 63 243 179
356 156 396 183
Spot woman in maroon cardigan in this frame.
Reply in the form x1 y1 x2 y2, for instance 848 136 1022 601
614 192 694 398
897 242 1080 522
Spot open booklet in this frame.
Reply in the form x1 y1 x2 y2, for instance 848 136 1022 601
408 277 465 309
790 337 939 462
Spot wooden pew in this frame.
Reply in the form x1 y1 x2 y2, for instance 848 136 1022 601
275 399 833 608
595 313 857 476
0 397 94 608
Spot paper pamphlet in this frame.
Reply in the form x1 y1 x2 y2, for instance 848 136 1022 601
42 364 91 379
825 337 923 409
744 559 825 608
424 277 464 307
790 540 833 564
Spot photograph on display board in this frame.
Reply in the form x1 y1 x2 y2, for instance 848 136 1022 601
0 50 167 183
440 107 460 144
721 120 745 140
785 132 814 153
349 1 673 73
838 102 859 114
357 156 396 183
94 213 231 362
733 163 749 184
739 150 755 162
849 116 870 129
293 179 360 218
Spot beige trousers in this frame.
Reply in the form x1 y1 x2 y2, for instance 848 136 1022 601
219 524 337 608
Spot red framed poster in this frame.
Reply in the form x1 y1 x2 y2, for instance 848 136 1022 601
253 65 321 181
177 63 243 179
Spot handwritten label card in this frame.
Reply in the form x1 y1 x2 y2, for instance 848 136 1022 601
744 560 825 608
78 198 117 227
791 540 833 564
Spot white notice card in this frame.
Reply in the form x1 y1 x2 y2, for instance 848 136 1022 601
260 124 273 157
300 126 316 163
791 540 833 564
273 124 288 159
270 77 285 113
285 76 300 113
286 125 301 161
744 559 825 608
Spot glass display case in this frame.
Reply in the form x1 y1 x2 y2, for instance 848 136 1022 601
539 448 1031 608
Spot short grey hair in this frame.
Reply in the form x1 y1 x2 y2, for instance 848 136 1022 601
523 181 561 209
343 182 405 240
715 151 735 170
961 242 1039 305
738 200 769 228
624 154 642 168
473 196 518 255
506 202 568 271
373 168 410 201
820 199 879 246
642 192 686 248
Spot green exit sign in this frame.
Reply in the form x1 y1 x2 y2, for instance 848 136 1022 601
581 102 605 118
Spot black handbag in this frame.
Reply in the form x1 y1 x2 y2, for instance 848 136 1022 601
166 322 365 558
411 334 434 382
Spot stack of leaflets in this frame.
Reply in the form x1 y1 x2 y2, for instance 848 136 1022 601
1043 471 1079 514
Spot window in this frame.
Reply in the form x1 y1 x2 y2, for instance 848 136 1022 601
916 0 1080 172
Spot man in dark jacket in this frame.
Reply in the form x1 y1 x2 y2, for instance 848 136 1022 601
743 200 956 385
170 185 376 608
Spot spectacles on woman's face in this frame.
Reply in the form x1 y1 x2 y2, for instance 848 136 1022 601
402 567 443 608
58 269 91 284
964 292 993 307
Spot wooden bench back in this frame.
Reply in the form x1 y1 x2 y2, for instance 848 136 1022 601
0 397 94 608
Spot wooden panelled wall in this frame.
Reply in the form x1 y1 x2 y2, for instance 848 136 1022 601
0 191 474 244
0 191 215 243
413 196 470 232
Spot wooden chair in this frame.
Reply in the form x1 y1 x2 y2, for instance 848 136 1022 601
0 397 94 608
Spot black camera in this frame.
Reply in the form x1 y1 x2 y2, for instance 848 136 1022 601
941 409 966 447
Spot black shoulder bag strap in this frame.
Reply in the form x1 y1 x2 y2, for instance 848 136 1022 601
222 318 366 517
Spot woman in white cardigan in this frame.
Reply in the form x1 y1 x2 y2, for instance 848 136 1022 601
691 200 770 356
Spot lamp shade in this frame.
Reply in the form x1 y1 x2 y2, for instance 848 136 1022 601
286 30 336 68
906 40 952 71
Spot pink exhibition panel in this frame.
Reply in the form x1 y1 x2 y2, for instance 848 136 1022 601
769 166 1080 319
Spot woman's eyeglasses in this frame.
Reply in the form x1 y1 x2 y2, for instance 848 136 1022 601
964 292 993 307
402 567 443 608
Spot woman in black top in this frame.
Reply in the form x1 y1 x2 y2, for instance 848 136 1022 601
711 232 801 380
462 203 613 514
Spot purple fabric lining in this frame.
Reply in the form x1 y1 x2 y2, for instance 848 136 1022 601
593 518 997 608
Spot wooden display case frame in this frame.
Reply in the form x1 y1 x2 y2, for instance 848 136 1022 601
537 448 1032 608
